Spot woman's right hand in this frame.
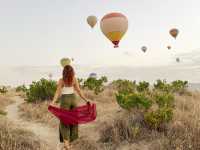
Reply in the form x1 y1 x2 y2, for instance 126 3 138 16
50 101 57 107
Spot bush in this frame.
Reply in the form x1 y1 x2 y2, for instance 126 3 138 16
116 92 152 110
144 107 173 129
16 84 28 92
153 80 171 93
115 80 175 130
0 86 8 94
163 121 200 150
154 92 175 108
112 79 136 94
153 79 189 95
83 76 107 95
137 81 150 92
26 78 57 102
99 118 136 144
101 76 108 82
171 80 188 94
0 119 43 150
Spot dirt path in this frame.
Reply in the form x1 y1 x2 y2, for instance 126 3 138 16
5 96 60 150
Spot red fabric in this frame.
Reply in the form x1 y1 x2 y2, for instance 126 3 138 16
48 103 96 125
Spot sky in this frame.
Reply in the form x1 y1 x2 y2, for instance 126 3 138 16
0 0 200 67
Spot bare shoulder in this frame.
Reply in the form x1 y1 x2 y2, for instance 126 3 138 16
73 76 78 85
58 78 64 85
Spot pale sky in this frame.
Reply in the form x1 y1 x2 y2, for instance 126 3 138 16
0 0 200 67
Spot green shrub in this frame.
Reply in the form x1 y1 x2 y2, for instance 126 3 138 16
101 76 108 82
83 76 107 95
16 84 28 92
136 81 150 92
144 107 173 129
0 86 8 94
171 80 188 94
26 78 57 102
153 79 171 93
115 79 176 131
116 92 152 110
154 92 175 108
112 79 136 94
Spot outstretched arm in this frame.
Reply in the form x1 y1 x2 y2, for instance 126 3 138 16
51 79 63 106
74 77 88 103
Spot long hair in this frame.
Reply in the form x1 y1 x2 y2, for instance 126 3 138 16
62 65 75 86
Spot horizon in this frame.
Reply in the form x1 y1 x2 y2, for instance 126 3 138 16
1 64 200 86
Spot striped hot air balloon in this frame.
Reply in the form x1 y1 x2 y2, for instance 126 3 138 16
169 28 179 39
100 12 128 48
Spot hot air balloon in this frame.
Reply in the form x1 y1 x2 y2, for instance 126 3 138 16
89 73 97 78
87 16 97 28
176 57 180 63
48 73 53 80
60 58 71 67
141 46 147 53
100 12 128 48
167 45 171 50
170 28 179 39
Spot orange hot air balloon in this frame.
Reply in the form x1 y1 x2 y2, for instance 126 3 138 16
87 16 97 28
100 12 128 48
167 45 171 50
169 28 179 39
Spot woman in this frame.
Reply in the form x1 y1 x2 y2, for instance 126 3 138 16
51 65 88 149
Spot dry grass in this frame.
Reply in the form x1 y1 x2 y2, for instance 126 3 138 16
18 86 200 150
161 92 200 150
0 95 13 116
83 87 116 103
18 101 58 128
0 118 48 150
0 95 14 109
73 137 98 150
1 88 19 98
99 113 162 149
98 90 200 150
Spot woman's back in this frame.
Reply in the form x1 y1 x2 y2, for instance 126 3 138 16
61 79 74 94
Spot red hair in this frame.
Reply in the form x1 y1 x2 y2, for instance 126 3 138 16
63 65 75 86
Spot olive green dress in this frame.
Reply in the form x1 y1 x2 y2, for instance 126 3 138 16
59 94 78 142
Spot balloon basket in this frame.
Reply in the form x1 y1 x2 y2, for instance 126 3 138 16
114 45 119 48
